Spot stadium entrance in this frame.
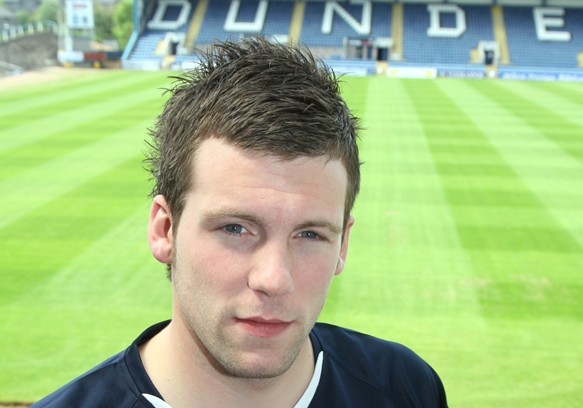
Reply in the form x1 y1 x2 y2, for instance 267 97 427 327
478 41 500 66
343 37 392 61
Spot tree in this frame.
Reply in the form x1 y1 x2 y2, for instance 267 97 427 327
112 0 133 49
35 0 59 24
16 10 34 24
93 3 114 43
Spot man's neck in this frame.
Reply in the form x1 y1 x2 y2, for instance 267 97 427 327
139 320 316 408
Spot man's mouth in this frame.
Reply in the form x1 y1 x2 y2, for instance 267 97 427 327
235 317 293 338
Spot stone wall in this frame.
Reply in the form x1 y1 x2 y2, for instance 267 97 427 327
0 32 58 71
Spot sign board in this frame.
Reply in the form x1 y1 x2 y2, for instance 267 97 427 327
66 0 95 30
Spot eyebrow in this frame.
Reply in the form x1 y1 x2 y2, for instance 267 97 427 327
202 209 342 236
202 209 262 225
296 220 343 236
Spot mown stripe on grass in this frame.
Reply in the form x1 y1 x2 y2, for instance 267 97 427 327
2 203 164 314
466 80 583 165
439 79 583 248
432 79 583 319
0 154 150 306
327 77 482 323
0 84 163 155
0 117 152 232
531 81 583 107
0 203 169 402
491 80 583 129
0 69 157 102
321 76 375 323
404 78 582 319
0 99 161 182
0 71 167 122
0 70 125 103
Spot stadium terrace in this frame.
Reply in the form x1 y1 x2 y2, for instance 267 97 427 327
79 0 582 81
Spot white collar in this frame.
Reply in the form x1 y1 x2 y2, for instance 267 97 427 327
293 350 324 408
143 351 324 408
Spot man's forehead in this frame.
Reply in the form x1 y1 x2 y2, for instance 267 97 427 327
193 137 348 175
188 138 347 204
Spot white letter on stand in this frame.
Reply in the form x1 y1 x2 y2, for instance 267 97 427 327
147 0 191 30
322 1 372 36
224 0 268 33
427 4 466 38
533 8 571 42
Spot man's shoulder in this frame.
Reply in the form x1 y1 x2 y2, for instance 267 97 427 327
310 323 447 407
31 350 143 407
312 322 428 368
31 322 169 408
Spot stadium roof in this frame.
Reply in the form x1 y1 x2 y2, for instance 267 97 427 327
263 0 583 8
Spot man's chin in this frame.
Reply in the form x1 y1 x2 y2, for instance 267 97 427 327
221 348 300 380
214 334 312 382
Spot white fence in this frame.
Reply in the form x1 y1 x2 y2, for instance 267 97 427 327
1 21 58 43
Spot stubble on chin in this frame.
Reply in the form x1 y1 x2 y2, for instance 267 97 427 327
187 317 312 384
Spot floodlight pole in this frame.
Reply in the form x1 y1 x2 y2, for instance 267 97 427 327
58 0 73 53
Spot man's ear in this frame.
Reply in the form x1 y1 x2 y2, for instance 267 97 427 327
335 215 355 276
148 195 173 265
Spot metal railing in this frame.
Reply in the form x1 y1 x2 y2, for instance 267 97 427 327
1 20 58 43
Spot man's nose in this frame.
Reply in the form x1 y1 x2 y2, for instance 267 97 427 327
247 242 295 297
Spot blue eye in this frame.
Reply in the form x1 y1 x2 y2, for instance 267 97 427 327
224 224 245 235
300 231 321 240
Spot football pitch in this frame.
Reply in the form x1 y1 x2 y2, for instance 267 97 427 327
1 69 582 406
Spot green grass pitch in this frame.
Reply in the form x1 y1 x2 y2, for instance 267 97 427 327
1 70 582 406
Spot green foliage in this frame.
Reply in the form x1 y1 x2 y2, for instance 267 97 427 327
15 10 33 24
33 0 116 45
112 0 133 50
93 3 114 43
34 0 59 24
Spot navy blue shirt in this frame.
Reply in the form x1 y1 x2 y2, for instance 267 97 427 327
32 321 447 407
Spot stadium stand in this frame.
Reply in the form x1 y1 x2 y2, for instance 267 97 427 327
120 0 583 80
300 2 391 49
195 0 294 46
402 5 494 65
504 6 583 69
124 0 196 68
129 31 166 61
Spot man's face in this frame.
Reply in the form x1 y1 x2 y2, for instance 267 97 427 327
149 138 353 380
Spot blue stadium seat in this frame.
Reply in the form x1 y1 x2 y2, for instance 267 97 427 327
196 0 294 45
300 2 391 48
402 5 493 65
126 0 196 64
130 31 166 60
504 7 583 68
124 1 583 73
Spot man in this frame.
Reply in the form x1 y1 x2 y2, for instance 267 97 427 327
33 38 447 407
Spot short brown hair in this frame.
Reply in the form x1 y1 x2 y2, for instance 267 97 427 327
147 37 360 227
